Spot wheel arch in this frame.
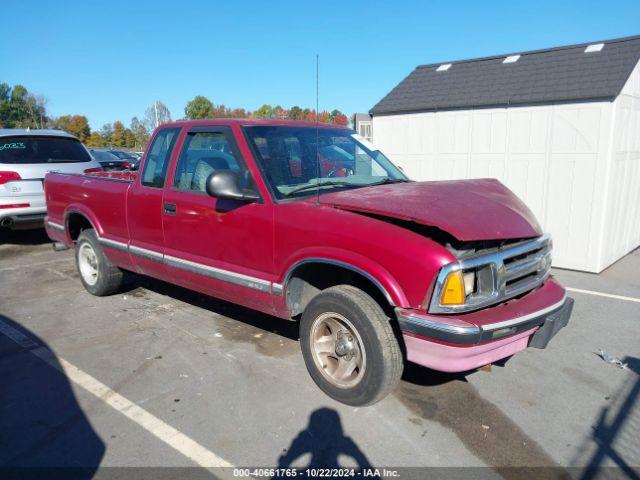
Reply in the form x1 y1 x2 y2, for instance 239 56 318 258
64 207 100 242
279 257 407 318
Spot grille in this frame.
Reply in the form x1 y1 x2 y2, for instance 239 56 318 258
500 237 552 298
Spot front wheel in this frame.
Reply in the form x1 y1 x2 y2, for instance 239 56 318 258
76 228 124 296
300 285 403 406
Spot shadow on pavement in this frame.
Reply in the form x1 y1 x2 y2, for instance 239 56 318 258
581 357 640 480
124 275 300 341
0 227 51 246
275 407 374 476
401 360 468 387
0 314 105 479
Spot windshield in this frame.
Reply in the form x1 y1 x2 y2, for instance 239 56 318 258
91 150 121 162
243 126 408 199
0 136 92 164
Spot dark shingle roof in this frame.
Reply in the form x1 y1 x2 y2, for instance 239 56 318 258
370 35 640 116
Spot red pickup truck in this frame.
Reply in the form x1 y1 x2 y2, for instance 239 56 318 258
45 119 572 406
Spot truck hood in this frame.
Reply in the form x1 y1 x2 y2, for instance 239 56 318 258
319 179 542 241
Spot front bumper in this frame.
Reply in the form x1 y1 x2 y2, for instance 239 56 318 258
396 278 573 372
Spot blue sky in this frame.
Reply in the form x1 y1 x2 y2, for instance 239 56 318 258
2 0 639 129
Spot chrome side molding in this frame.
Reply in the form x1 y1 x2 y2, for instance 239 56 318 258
98 237 276 294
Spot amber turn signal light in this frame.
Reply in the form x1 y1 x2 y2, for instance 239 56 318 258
440 270 466 305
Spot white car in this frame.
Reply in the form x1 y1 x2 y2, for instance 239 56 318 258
0 129 102 229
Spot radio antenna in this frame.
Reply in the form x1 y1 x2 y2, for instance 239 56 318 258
315 54 321 207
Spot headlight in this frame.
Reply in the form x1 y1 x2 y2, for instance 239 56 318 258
463 271 476 296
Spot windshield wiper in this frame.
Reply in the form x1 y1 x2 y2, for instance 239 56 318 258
368 178 411 186
283 181 359 197
283 178 410 197
47 158 81 163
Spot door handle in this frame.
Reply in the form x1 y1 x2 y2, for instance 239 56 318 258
163 202 177 215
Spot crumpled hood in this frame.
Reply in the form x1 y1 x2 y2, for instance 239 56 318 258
319 179 542 241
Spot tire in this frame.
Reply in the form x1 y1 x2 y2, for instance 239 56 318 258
300 285 403 406
75 228 123 296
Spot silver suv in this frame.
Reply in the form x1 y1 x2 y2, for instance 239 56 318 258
0 129 102 229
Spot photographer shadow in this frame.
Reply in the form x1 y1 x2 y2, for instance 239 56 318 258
0 314 105 479
275 408 377 478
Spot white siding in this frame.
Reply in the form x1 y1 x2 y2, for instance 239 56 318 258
599 60 640 270
372 100 617 272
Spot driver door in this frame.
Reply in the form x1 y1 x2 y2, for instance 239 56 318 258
161 126 275 310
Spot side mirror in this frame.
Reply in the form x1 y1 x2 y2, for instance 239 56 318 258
205 170 260 202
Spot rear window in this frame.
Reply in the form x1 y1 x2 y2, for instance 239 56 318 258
0 136 92 164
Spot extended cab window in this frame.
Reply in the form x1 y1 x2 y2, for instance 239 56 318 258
141 128 179 188
173 130 248 193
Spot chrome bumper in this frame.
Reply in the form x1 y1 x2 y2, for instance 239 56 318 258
396 296 573 345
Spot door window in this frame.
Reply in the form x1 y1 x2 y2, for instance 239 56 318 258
173 131 248 193
140 128 180 188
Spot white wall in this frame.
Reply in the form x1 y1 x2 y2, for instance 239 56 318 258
599 61 640 270
372 101 616 272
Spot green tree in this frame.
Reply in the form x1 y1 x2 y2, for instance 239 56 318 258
52 115 91 142
288 106 302 120
252 104 274 119
0 83 12 127
185 95 214 119
0 83 47 128
124 129 136 148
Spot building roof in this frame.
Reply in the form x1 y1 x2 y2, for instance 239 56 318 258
370 35 640 116
0 128 76 139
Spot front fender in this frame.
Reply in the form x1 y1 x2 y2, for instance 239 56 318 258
277 247 409 307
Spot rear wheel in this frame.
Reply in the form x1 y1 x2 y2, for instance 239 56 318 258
76 228 123 296
300 285 403 406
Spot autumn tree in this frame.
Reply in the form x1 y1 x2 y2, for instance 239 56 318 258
228 108 249 118
86 131 105 147
110 121 127 147
52 115 91 142
330 110 349 126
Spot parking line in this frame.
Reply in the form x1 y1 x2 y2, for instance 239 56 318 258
0 319 233 469
566 287 640 304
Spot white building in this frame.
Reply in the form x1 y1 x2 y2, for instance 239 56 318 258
370 35 640 273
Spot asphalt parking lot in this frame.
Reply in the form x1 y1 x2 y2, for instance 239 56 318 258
1 229 639 478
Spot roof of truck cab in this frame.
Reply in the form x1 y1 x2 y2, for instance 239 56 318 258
161 119 353 129
0 128 77 139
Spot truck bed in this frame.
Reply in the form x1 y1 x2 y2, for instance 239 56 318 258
45 172 133 240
